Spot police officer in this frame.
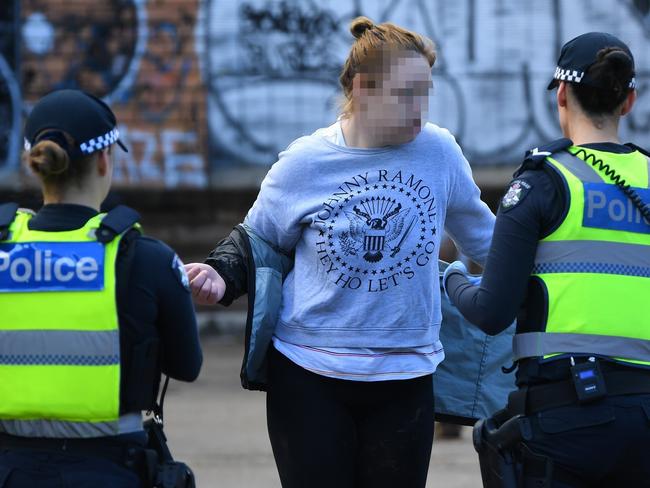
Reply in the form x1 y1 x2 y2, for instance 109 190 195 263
444 33 650 486
0 89 202 487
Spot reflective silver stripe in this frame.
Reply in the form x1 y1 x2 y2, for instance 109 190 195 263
118 412 143 433
513 332 650 362
0 413 143 438
0 330 119 365
550 151 602 182
535 240 650 268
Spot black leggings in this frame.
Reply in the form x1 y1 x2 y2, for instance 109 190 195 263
266 345 435 488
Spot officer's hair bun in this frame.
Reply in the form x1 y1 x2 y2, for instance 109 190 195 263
572 46 635 117
591 47 634 97
600 48 633 69
597 47 634 83
350 16 375 39
28 140 70 179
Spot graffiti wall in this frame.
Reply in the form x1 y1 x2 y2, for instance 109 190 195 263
1 0 650 188
13 0 207 188
0 1 20 183
200 0 650 168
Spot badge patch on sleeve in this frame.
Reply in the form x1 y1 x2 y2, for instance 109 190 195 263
171 254 190 291
501 179 532 211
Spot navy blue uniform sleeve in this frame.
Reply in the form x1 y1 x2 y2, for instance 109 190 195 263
129 237 203 381
446 167 565 335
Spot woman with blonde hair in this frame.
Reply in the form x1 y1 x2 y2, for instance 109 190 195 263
187 17 494 487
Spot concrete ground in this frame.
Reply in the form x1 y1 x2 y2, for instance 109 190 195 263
162 333 482 487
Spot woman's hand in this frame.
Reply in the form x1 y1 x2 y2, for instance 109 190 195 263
184 263 226 305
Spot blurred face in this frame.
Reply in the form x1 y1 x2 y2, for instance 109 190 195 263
353 51 432 144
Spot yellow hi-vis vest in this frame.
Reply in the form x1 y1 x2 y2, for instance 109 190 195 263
512 147 650 366
0 210 137 438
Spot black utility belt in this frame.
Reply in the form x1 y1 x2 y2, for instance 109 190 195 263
508 367 650 416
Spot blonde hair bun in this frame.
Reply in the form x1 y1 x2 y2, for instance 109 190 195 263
350 16 375 39
28 140 70 178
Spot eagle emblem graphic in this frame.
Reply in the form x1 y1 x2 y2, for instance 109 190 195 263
341 197 412 262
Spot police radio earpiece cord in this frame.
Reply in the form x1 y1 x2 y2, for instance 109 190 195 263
148 375 170 425
572 147 650 224
158 375 170 422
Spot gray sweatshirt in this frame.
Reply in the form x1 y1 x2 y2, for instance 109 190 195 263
245 122 495 348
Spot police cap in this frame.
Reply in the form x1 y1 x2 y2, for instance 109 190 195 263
547 32 635 90
24 89 128 158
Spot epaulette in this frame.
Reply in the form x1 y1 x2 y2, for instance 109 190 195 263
96 205 141 243
625 143 650 157
17 207 36 216
514 138 572 177
0 202 19 240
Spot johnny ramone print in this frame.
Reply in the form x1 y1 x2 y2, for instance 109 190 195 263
315 169 438 293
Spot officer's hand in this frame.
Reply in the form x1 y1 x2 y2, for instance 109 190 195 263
184 263 226 305
442 260 468 302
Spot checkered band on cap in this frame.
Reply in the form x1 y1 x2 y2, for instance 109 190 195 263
79 128 120 155
553 66 585 83
554 66 636 89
